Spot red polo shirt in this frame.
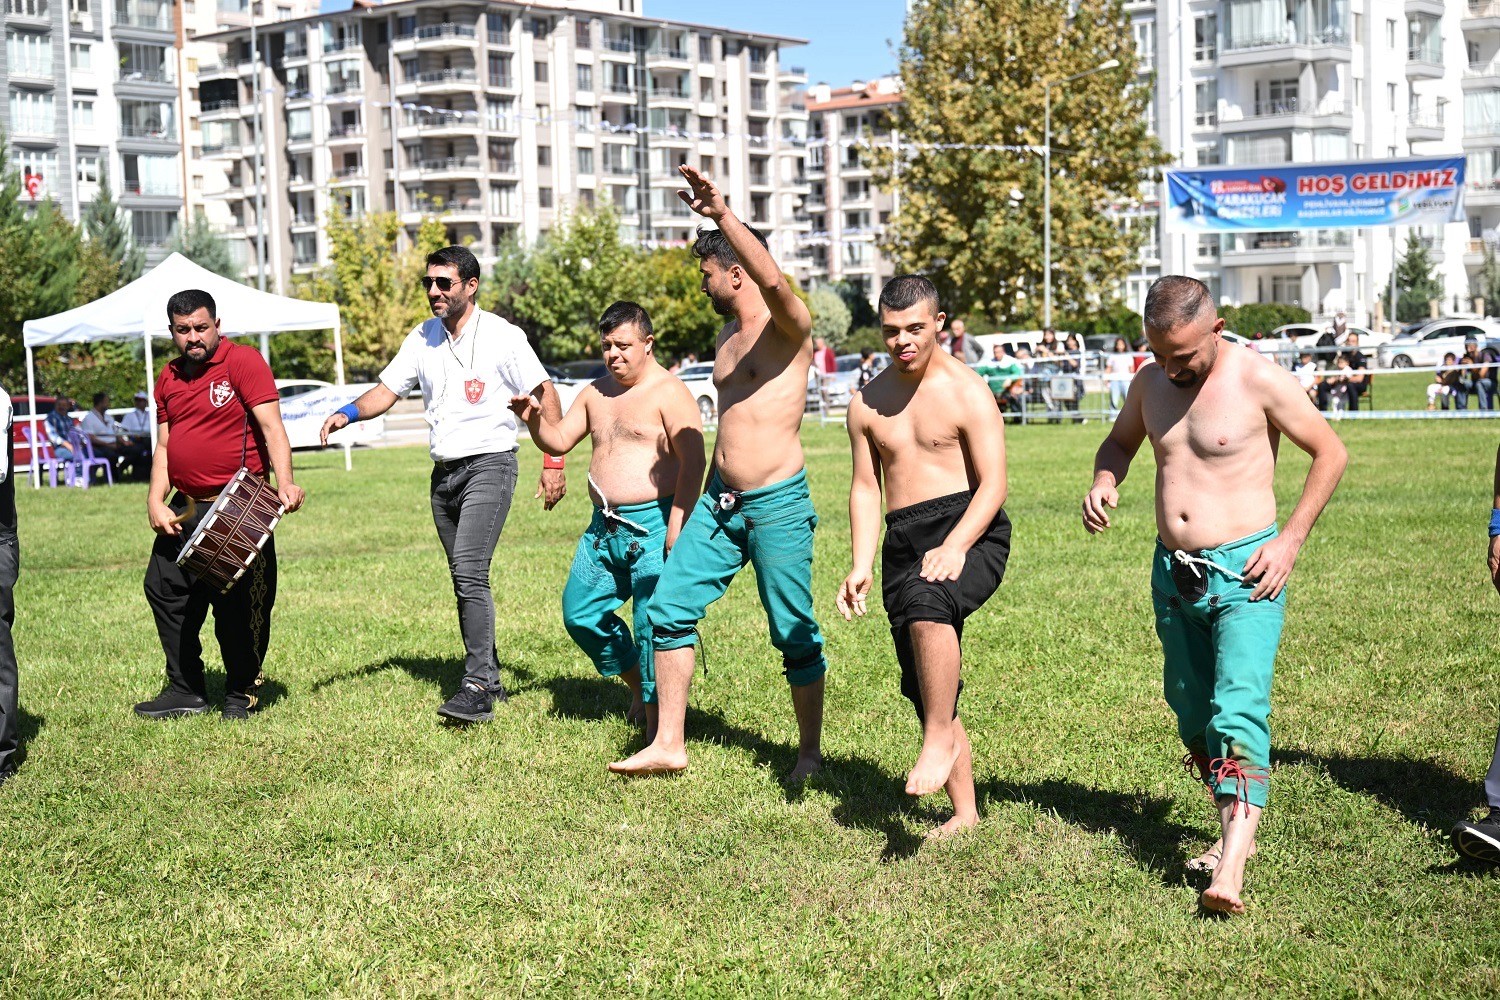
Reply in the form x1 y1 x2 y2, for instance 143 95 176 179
154 338 278 497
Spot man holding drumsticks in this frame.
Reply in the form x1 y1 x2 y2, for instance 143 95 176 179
135 289 305 722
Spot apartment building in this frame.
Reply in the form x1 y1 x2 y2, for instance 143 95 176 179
199 0 811 294
1142 0 1473 326
802 76 900 307
4 0 182 262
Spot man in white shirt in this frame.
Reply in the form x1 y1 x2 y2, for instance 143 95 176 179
0 386 17 785
80 391 150 479
320 245 566 724
120 390 153 436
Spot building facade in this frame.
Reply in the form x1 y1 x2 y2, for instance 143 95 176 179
1140 0 1473 326
802 77 901 306
200 0 811 293
4 0 182 262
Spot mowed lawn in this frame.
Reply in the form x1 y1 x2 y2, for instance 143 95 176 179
2 418 1498 995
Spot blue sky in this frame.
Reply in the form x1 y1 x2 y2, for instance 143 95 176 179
316 0 909 86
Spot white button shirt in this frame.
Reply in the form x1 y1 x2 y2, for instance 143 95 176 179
379 308 549 463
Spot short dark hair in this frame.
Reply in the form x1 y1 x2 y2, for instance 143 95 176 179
859 347 873 359
92 391 109 407
166 288 216 322
1143 275 1213 334
426 245 481 284
692 224 768 270
878 275 941 316
598 300 653 339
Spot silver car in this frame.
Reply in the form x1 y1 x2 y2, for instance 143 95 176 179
1376 319 1499 369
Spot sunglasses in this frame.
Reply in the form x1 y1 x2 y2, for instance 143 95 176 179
420 276 469 291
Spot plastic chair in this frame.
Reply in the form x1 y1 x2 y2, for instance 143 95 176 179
20 426 69 487
68 430 113 488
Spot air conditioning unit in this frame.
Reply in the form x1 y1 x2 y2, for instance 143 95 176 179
70 12 92 30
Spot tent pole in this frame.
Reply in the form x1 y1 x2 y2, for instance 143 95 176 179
143 332 157 452
24 346 39 489
332 317 346 386
259 331 270 365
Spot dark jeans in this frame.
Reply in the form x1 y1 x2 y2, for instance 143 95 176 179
1475 377 1496 411
0 533 16 774
143 495 277 700
1486 724 1500 812
430 450 518 690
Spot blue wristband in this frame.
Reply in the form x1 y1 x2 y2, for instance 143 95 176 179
1490 508 1500 538
337 403 360 423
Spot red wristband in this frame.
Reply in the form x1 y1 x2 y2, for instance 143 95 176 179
542 454 565 470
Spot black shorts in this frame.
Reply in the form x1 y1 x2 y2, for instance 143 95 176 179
881 491 1010 720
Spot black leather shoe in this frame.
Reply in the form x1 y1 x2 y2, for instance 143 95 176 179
437 682 498 723
134 688 209 719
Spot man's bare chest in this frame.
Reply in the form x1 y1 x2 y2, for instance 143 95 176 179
592 396 663 448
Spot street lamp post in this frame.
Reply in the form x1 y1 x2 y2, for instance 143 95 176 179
1043 58 1119 330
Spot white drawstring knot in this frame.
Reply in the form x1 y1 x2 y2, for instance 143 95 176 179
588 472 649 535
1171 548 1248 583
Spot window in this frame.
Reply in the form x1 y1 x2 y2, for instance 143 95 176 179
489 54 511 87
486 97 515 129
575 17 591 48
749 80 768 112
577 147 593 173
573 105 596 128
121 153 178 196
1194 14 1216 61
15 149 57 194
1353 78 1363 108
486 12 510 41
1194 80 1217 127
8 91 54 137
1388 82 1397 112
76 153 100 186
576 64 592 91
699 79 713 102
70 42 91 70
529 16 549 36
1386 19 1396 49
1195 142 1221 165
287 108 311 139
72 97 94 128
1133 19 1155 70
539 187 553 208
699 34 712 61
7 30 52 78
537 145 551 167
1352 12 1362 43
535 60 549 83
130 209 179 248
1270 275 1301 305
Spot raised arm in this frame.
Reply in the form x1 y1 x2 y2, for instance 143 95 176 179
660 381 707 554
1241 364 1348 600
1082 371 1149 533
677 164 811 342
922 376 1008 582
250 399 306 513
836 397 883 621
509 385 590 457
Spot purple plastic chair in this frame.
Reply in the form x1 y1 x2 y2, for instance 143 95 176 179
68 430 113 488
20 426 69 487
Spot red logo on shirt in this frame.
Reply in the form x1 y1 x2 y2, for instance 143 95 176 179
463 378 485 404
209 379 235 408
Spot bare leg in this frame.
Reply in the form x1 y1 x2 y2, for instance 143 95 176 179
905 622 963 797
643 701 658 746
928 718 979 839
1186 836 1257 873
620 666 646 725
787 678 824 781
1200 798 1262 915
609 647 692 775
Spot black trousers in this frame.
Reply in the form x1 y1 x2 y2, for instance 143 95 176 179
143 495 277 700
0 532 17 774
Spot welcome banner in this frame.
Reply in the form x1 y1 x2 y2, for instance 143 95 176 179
1164 157 1466 232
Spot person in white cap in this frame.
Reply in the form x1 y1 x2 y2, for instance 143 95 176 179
121 391 153 438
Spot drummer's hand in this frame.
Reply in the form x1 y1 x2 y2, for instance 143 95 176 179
149 499 181 537
319 412 349 447
279 482 306 513
536 469 566 510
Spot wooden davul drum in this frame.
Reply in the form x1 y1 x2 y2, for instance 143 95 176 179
176 468 285 594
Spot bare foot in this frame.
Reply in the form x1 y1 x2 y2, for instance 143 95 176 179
607 743 688 776
625 694 646 726
925 812 979 840
788 752 822 782
1186 838 1257 874
906 734 960 796
1199 879 1246 916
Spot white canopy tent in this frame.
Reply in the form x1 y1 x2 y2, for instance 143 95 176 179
20 253 346 486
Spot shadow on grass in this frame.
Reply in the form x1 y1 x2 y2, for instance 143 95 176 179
311 656 468 699
201 672 289 713
509 663 927 862
980 778 1199 888
1274 748 1483 828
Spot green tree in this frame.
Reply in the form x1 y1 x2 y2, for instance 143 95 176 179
290 208 447 379
477 231 534 329
630 247 718 361
1219 302 1311 337
830 280 877 331
1477 245 1500 317
167 214 240 281
81 176 144 287
515 204 641 361
869 0 1168 325
1393 231 1443 324
808 286 853 348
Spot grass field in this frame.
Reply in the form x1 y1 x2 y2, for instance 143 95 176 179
3 419 1499 995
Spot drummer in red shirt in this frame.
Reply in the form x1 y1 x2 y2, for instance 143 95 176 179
135 289 305 721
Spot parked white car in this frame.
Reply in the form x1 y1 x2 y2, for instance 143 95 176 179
1267 323 1388 352
1376 319 1499 369
676 363 718 423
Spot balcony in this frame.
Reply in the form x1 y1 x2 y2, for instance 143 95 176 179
120 180 180 200
1219 230 1353 267
414 156 481 177
602 37 639 59
394 22 478 52
329 166 367 184
327 123 365 142
113 1 173 33
1463 118 1500 146
645 44 690 67
780 65 807 83
601 82 639 104
283 42 308 61
398 113 482 139
119 122 177 144
397 68 480 96
5 0 48 25
1218 98 1352 133
285 86 312 103
200 98 241 119
748 58 769 75
291 214 318 229
648 85 693 108
1405 0 1444 13
488 158 518 175
1469 179 1500 206
1466 0 1500 30
1464 61 1500 91
1220 25 1351 68
117 66 176 95
322 37 360 56
1408 44 1444 79
7 62 54 88
1408 109 1446 142
1465 237 1496 267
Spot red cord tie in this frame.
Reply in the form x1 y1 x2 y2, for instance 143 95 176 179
1209 757 1269 818
1182 752 1212 785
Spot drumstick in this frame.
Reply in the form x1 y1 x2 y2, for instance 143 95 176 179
169 497 198 526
